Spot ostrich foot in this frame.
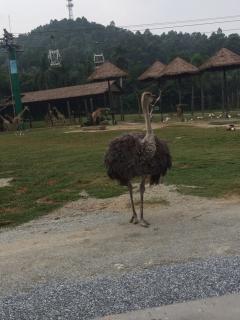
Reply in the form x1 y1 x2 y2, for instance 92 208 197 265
129 216 139 224
140 219 150 227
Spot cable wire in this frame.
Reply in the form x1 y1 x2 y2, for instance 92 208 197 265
7 14 240 36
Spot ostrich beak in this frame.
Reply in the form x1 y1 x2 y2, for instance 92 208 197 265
153 95 161 105
149 94 160 118
149 103 154 119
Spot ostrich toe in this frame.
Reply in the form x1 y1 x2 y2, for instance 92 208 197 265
140 219 150 227
129 216 139 224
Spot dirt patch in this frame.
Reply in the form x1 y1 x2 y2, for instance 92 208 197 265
220 193 240 204
64 121 239 134
47 179 58 186
64 122 165 134
0 185 240 296
0 207 19 214
16 187 28 195
185 121 240 130
0 178 13 188
36 197 58 205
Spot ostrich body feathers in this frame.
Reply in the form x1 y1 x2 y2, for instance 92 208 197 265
105 133 172 186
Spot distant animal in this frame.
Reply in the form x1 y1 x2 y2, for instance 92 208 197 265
0 114 11 131
52 107 66 123
4 114 14 123
45 108 58 126
12 106 30 134
105 92 172 227
1 106 29 134
208 113 215 118
92 108 110 125
226 124 236 131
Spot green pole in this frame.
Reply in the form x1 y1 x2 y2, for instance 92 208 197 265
8 47 22 115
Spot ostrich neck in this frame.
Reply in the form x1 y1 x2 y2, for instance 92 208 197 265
144 111 153 136
141 96 156 158
142 98 153 137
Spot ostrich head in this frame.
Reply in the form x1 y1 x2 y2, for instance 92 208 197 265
141 92 155 114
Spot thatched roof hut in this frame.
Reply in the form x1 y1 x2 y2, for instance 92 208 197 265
88 61 128 82
200 48 240 72
21 81 119 104
200 48 240 116
159 57 199 79
87 61 128 115
138 60 166 81
158 57 199 106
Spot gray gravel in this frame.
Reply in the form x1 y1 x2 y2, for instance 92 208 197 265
1 256 240 320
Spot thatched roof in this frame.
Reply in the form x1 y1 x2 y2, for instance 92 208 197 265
138 61 166 81
88 61 128 82
200 48 240 71
8 81 120 105
159 57 199 79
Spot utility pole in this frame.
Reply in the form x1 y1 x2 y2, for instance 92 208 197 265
0 29 23 115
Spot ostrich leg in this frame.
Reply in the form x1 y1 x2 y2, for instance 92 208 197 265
140 176 150 227
128 182 138 224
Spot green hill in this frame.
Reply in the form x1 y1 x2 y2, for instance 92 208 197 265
1 17 240 111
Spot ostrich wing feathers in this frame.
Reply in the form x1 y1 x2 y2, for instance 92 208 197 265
104 133 171 186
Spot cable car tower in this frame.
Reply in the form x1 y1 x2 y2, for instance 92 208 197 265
0 29 23 114
66 0 74 20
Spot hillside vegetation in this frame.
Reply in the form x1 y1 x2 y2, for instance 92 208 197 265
1 18 240 111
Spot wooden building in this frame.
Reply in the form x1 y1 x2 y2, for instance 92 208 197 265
1 81 122 120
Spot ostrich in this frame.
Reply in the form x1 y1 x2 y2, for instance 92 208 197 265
92 108 110 125
105 92 172 227
0 115 11 131
52 107 66 124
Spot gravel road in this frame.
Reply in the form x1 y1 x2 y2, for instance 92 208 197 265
1 256 240 320
1 185 240 319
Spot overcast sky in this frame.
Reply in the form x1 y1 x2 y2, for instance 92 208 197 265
0 0 240 36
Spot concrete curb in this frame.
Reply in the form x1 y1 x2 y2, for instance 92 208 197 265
96 294 240 320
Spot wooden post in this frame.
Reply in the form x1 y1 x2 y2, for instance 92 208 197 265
223 69 228 118
48 102 53 126
200 75 205 116
177 78 182 104
231 92 234 110
90 97 94 112
78 102 82 125
237 90 240 109
104 93 107 108
136 91 141 117
157 80 164 122
191 77 195 116
222 71 225 113
66 100 71 120
108 80 112 109
120 95 124 121
84 99 88 115
159 89 164 122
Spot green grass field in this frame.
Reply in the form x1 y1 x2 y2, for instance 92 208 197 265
0 125 240 227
